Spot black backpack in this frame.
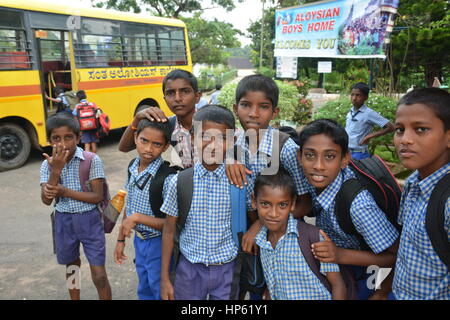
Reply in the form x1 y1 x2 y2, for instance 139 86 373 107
334 155 402 251
127 158 181 218
425 173 450 269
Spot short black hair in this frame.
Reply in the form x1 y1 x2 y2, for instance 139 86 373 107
193 104 236 130
54 86 64 95
162 69 198 93
235 74 279 108
254 167 296 199
351 82 370 96
136 118 173 144
298 118 349 155
397 87 450 131
76 90 87 100
46 113 80 139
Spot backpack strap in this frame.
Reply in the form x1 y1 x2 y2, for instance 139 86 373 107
334 178 371 251
426 173 450 269
170 167 195 276
168 116 178 147
79 151 94 192
149 161 181 218
230 184 247 247
297 220 332 292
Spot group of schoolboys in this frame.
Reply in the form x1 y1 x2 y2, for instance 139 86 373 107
40 68 449 301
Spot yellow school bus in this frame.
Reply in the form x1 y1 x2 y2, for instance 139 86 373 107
0 0 192 171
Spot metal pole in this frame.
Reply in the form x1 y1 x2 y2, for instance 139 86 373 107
259 0 265 70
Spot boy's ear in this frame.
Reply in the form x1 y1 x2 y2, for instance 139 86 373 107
194 91 201 104
341 151 351 169
296 149 302 164
271 107 280 120
162 140 171 153
134 131 138 144
233 103 238 115
290 195 297 212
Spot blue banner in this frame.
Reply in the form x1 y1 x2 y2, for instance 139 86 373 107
274 0 399 59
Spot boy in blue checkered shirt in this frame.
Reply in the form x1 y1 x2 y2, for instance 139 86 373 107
114 119 174 300
40 113 111 300
226 75 312 255
299 119 399 300
253 169 346 300
160 105 240 300
392 88 450 300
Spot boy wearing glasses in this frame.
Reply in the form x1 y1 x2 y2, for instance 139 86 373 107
345 82 394 160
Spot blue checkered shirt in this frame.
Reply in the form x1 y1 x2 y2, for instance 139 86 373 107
309 167 399 253
161 163 238 264
39 147 105 213
345 104 389 152
255 214 339 300
393 162 450 300
235 126 308 210
125 157 173 238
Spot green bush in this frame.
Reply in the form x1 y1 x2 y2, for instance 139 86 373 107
313 94 399 161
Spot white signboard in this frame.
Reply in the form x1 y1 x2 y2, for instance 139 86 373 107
276 56 298 79
318 61 332 73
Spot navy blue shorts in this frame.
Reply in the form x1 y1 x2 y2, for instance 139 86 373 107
81 130 99 144
55 208 106 266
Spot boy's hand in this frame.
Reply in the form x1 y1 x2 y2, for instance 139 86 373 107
359 133 373 146
43 183 66 199
311 230 341 264
225 160 252 188
121 215 137 237
48 143 70 172
135 107 167 123
242 220 263 254
160 279 175 300
114 242 128 265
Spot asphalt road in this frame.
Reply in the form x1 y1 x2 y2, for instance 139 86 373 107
0 129 142 300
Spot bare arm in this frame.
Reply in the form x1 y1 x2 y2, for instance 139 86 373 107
160 215 177 300
360 122 395 145
119 107 169 152
326 272 347 300
292 193 312 219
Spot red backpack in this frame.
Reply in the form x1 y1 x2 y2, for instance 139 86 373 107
96 110 111 138
76 102 98 131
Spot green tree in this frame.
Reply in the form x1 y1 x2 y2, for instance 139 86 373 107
181 12 242 64
390 0 450 87
92 0 240 17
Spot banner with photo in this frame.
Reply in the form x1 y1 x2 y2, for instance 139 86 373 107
274 0 399 59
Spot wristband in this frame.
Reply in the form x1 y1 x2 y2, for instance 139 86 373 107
117 239 125 243
130 125 137 131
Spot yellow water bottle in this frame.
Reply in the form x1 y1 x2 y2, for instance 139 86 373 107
110 189 127 213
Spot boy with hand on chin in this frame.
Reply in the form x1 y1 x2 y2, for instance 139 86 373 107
298 119 399 300
40 113 111 300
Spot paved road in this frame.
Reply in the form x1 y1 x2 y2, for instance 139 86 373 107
0 129 141 300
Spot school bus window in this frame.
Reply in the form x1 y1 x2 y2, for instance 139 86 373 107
157 26 187 66
29 11 69 30
81 18 120 36
0 10 23 29
123 23 159 67
0 29 31 70
39 30 69 62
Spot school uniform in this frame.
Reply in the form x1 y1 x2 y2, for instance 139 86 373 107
345 104 389 160
235 126 309 211
307 166 399 299
392 163 450 300
40 146 106 266
161 163 239 300
126 156 173 300
255 214 340 300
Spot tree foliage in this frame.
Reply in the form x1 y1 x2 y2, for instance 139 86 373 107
92 0 240 17
181 12 242 65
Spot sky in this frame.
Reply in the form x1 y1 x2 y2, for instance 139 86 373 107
48 0 274 46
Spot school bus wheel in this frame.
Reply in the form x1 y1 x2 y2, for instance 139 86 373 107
0 122 31 172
